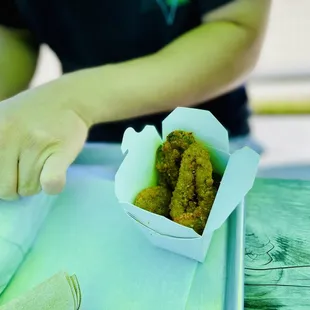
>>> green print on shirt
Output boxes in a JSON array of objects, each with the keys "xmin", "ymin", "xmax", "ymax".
[
  {"xmin": 165, "ymin": 0, "xmax": 190, "ymax": 5},
  {"xmin": 156, "ymin": 0, "xmax": 189, "ymax": 25}
]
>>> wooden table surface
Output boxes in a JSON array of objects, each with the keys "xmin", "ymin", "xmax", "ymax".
[{"xmin": 245, "ymin": 178, "xmax": 310, "ymax": 310}]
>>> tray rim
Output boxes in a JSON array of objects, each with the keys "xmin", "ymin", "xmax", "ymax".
[{"xmin": 224, "ymin": 200, "xmax": 245, "ymax": 310}]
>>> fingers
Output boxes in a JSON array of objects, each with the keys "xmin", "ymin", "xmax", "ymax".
[
  {"xmin": 18, "ymin": 146, "xmax": 79, "ymax": 197},
  {"xmin": 5, "ymin": 113, "xmax": 86, "ymax": 197},
  {"xmin": 40, "ymin": 122, "xmax": 87, "ymax": 195},
  {"xmin": 18, "ymin": 150, "xmax": 43, "ymax": 197},
  {"xmin": 18, "ymin": 148, "xmax": 75, "ymax": 197},
  {"xmin": 0, "ymin": 151, "xmax": 19, "ymax": 201},
  {"xmin": 0, "ymin": 120, "xmax": 19, "ymax": 200},
  {"xmin": 40, "ymin": 137, "xmax": 85, "ymax": 195},
  {"xmin": 40, "ymin": 152, "xmax": 69, "ymax": 195}
]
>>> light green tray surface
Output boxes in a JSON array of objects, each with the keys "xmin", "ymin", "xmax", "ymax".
[{"xmin": 0, "ymin": 166, "xmax": 228, "ymax": 309}]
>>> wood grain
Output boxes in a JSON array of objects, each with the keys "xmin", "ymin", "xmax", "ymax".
[{"xmin": 245, "ymin": 178, "xmax": 310, "ymax": 310}]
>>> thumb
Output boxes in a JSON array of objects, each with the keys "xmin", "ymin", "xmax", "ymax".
[
  {"xmin": 40, "ymin": 118, "xmax": 87, "ymax": 195},
  {"xmin": 40, "ymin": 151, "xmax": 71, "ymax": 195}
]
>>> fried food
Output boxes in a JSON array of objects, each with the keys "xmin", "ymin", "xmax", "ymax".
[
  {"xmin": 169, "ymin": 143, "xmax": 216, "ymax": 234},
  {"xmin": 134, "ymin": 130, "xmax": 219, "ymax": 235},
  {"xmin": 156, "ymin": 130, "xmax": 195, "ymax": 189},
  {"xmin": 134, "ymin": 186, "xmax": 171, "ymax": 217}
]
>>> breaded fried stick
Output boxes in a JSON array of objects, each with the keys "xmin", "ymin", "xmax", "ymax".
[
  {"xmin": 156, "ymin": 130, "xmax": 195, "ymax": 189},
  {"xmin": 170, "ymin": 143, "xmax": 216, "ymax": 234}
]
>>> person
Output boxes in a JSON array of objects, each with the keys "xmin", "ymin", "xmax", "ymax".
[{"xmin": 0, "ymin": 0, "xmax": 270, "ymax": 200}]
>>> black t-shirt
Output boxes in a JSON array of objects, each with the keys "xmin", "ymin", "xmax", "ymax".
[{"xmin": 1, "ymin": 0, "xmax": 250, "ymax": 142}]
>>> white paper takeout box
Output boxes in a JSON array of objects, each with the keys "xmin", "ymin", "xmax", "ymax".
[{"xmin": 115, "ymin": 107, "xmax": 259, "ymax": 262}]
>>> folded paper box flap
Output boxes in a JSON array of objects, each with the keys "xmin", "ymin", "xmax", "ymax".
[
  {"xmin": 115, "ymin": 107, "xmax": 259, "ymax": 259},
  {"xmin": 204, "ymin": 147, "xmax": 260, "ymax": 234},
  {"xmin": 115, "ymin": 126, "xmax": 162, "ymax": 204}
]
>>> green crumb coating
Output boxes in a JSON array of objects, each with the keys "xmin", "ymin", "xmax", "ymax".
[
  {"xmin": 155, "ymin": 130, "xmax": 195, "ymax": 190},
  {"xmin": 134, "ymin": 186, "xmax": 172, "ymax": 217}
]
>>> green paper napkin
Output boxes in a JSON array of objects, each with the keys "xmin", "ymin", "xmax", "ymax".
[{"xmin": 0, "ymin": 272, "xmax": 81, "ymax": 310}]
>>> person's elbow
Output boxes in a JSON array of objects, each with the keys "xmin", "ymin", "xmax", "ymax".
[
  {"xmin": 204, "ymin": 0, "xmax": 271, "ymax": 83},
  {"xmin": 234, "ymin": 26, "xmax": 265, "ymax": 84}
]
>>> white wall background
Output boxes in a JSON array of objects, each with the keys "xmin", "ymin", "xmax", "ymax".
[{"xmin": 254, "ymin": 0, "xmax": 310, "ymax": 78}]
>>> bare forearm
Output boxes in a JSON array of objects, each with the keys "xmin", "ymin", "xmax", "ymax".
[
  {"xmin": 48, "ymin": 0, "xmax": 270, "ymax": 128},
  {"xmin": 0, "ymin": 26, "xmax": 38, "ymax": 100},
  {"xmin": 67, "ymin": 1, "xmax": 270, "ymax": 126},
  {"xmin": 73, "ymin": 22, "xmax": 262, "ymax": 126},
  {"xmin": 105, "ymin": 21, "xmax": 260, "ymax": 111}
]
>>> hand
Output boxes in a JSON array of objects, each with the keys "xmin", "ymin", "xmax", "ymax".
[{"xmin": 0, "ymin": 78, "xmax": 89, "ymax": 200}]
